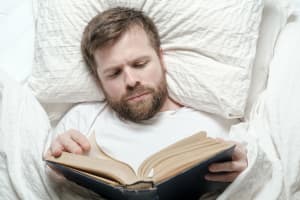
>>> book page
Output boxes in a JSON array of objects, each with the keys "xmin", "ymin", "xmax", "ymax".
[
  {"xmin": 137, "ymin": 132, "xmax": 234, "ymax": 183},
  {"xmin": 45, "ymin": 133, "xmax": 155, "ymax": 186},
  {"xmin": 46, "ymin": 152, "xmax": 140, "ymax": 185}
]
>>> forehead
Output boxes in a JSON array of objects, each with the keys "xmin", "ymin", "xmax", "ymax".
[{"xmin": 94, "ymin": 26, "xmax": 157, "ymax": 71}]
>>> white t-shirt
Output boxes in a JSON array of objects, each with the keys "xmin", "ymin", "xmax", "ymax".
[{"xmin": 49, "ymin": 102, "xmax": 239, "ymax": 172}]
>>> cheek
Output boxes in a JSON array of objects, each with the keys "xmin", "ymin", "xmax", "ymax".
[
  {"xmin": 146, "ymin": 64, "xmax": 164, "ymax": 84},
  {"xmin": 97, "ymin": 71, "xmax": 124, "ymax": 99},
  {"xmin": 102, "ymin": 80, "xmax": 125, "ymax": 99}
]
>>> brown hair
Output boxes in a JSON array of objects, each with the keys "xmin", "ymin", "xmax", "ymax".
[{"xmin": 81, "ymin": 7, "xmax": 161, "ymax": 76}]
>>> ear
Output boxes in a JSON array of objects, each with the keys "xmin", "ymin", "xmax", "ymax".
[{"xmin": 159, "ymin": 48, "xmax": 167, "ymax": 72}]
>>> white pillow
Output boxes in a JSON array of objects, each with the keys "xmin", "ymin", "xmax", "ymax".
[
  {"xmin": 244, "ymin": 0, "xmax": 292, "ymax": 120},
  {"xmin": 29, "ymin": 0, "xmax": 264, "ymax": 118}
]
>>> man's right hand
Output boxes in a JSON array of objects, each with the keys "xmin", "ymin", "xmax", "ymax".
[{"xmin": 46, "ymin": 129, "xmax": 91, "ymax": 158}]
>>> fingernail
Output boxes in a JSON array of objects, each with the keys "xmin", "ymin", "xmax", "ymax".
[{"xmin": 53, "ymin": 150, "xmax": 61, "ymax": 157}]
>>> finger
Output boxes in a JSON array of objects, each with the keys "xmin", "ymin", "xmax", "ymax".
[
  {"xmin": 208, "ymin": 160, "xmax": 247, "ymax": 173},
  {"xmin": 69, "ymin": 131, "xmax": 91, "ymax": 152},
  {"xmin": 220, "ymin": 140, "xmax": 247, "ymax": 162},
  {"xmin": 58, "ymin": 134, "xmax": 84, "ymax": 155},
  {"xmin": 205, "ymin": 172, "xmax": 239, "ymax": 182},
  {"xmin": 50, "ymin": 139, "xmax": 65, "ymax": 157},
  {"xmin": 44, "ymin": 149, "xmax": 52, "ymax": 160},
  {"xmin": 232, "ymin": 144, "xmax": 247, "ymax": 161}
]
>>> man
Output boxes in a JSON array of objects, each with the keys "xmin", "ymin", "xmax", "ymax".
[{"xmin": 46, "ymin": 7, "xmax": 247, "ymax": 184}]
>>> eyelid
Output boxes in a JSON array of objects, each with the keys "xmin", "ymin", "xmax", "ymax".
[
  {"xmin": 107, "ymin": 69, "xmax": 121, "ymax": 78},
  {"xmin": 134, "ymin": 60, "xmax": 148, "ymax": 67}
]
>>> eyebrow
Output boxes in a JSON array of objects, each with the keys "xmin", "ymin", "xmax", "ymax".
[{"xmin": 103, "ymin": 55, "xmax": 151, "ymax": 74}]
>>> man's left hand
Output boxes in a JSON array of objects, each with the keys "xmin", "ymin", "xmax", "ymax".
[{"xmin": 205, "ymin": 140, "xmax": 248, "ymax": 182}]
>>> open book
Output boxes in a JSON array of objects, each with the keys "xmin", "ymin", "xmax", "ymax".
[{"xmin": 46, "ymin": 132, "xmax": 235, "ymax": 200}]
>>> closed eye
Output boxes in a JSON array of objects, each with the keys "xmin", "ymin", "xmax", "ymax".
[
  {"xmin": 108, "ymin": 69, "xmax": 121, "ymax": 78},
  {"xmin": 133, "ymin": 61, "xmax": 148, "ymax": 68}
]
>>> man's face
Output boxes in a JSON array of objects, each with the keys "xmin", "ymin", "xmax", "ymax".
[{"xmin": 94, "ymin": 26, "xmax": 167, "ymax": 122}]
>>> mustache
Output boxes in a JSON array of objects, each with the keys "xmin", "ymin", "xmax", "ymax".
[{"xmin": 123, "ymin": 85, "xmax": 154, "ymax": 100}]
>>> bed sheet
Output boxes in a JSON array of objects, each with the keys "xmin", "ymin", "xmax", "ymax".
[
  {"xmin": 0, "ymin": 0, "xmax": 299, "ymax": 124},
  {"xmin": 1, "ymin": 23, "xmax": 300, "ymax": 198},
  {"xmin": 0, "ymin": 70, "xmax": 100, "ymax": 200},
  {"xmin": 294, "ymin": 0, "xmax": 300, "ymax": 12},
  {"xmin": 0, "ymin": 0, "xmax": 300, "ymax": 199},
  {"xmin": 0, "ymin": 71, "xmax": 276, "ymax": 200},
  {"xmin": 263, "ymin": 21, "xmax": 300, "ymax": 198},
  {"xmin": 0, "ymin": 0, "xmax": 35, "ymax": 83}
]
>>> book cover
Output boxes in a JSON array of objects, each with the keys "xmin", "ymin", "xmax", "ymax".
[{"xmin": 46, "ymin": 146, "xmax": 234, "ymax": 200}]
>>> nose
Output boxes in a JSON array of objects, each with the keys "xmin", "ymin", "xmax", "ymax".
[{"xmin": 124, "ymin": 67, "xmax": 139, "ymax": 89}]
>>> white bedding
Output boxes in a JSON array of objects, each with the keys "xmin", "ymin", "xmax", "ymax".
[
  {"xmin": 1, "ymin": 0, "xmax": 300, "ymax": 84},
  {"xmin": 0, "ymin": 74, "xmax": 284, "ymax": 200},
  {"xmin": 1, "ymin": 31, "xmax": 300, "ymax": 198},
  {"xmin": 1, "ymin": 0, "xmax": 300, "ymax": 199},
  {"xmin": 0, "ymin": 0, "xmax": 35, "ymax": 83},
  {"xmin": 0, "ymin": 72, "xmax": 99, "ymax": 200}
]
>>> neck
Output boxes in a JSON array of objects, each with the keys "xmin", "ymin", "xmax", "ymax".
[{"xmin": 159, "ymin": 96, "xmax": 182, "ymax": 112}]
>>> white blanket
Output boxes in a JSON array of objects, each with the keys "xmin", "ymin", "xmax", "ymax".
[
  {"xmin": 1, "ymin": 55, "xmax": 300, "ymax": 199},
  {"xmin": 0, "ymin": 72, "xmax": 99, "ymax": 200},
  {"xmin": 1, "ymin": 0, "xmax": 300, "ymax": 198},
  {"xmin": 1, "ymin": 68, "xmax": 299, "ymax": 200}
]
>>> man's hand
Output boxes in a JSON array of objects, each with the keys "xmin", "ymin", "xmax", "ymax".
[
  {"xmin": 46, "ymin": 129, "xmax": 91, "ymax": 158},
  {"xmin": 205, "ymin": 140, "xmax": 248, "ymax": 182}
]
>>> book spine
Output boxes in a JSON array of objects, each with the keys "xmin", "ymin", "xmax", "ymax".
[
  {"xmin": 47, "ymin": 162, "xmax": 159, "ymax": 200},
  {"xmin": 122, "ymin": 189, "xmax": 159, "ymax": 200}
]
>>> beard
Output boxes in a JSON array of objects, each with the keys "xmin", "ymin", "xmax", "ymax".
[{"xmin": 104, "ymin": 77, "xmax": 168, "ymax": 123}]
